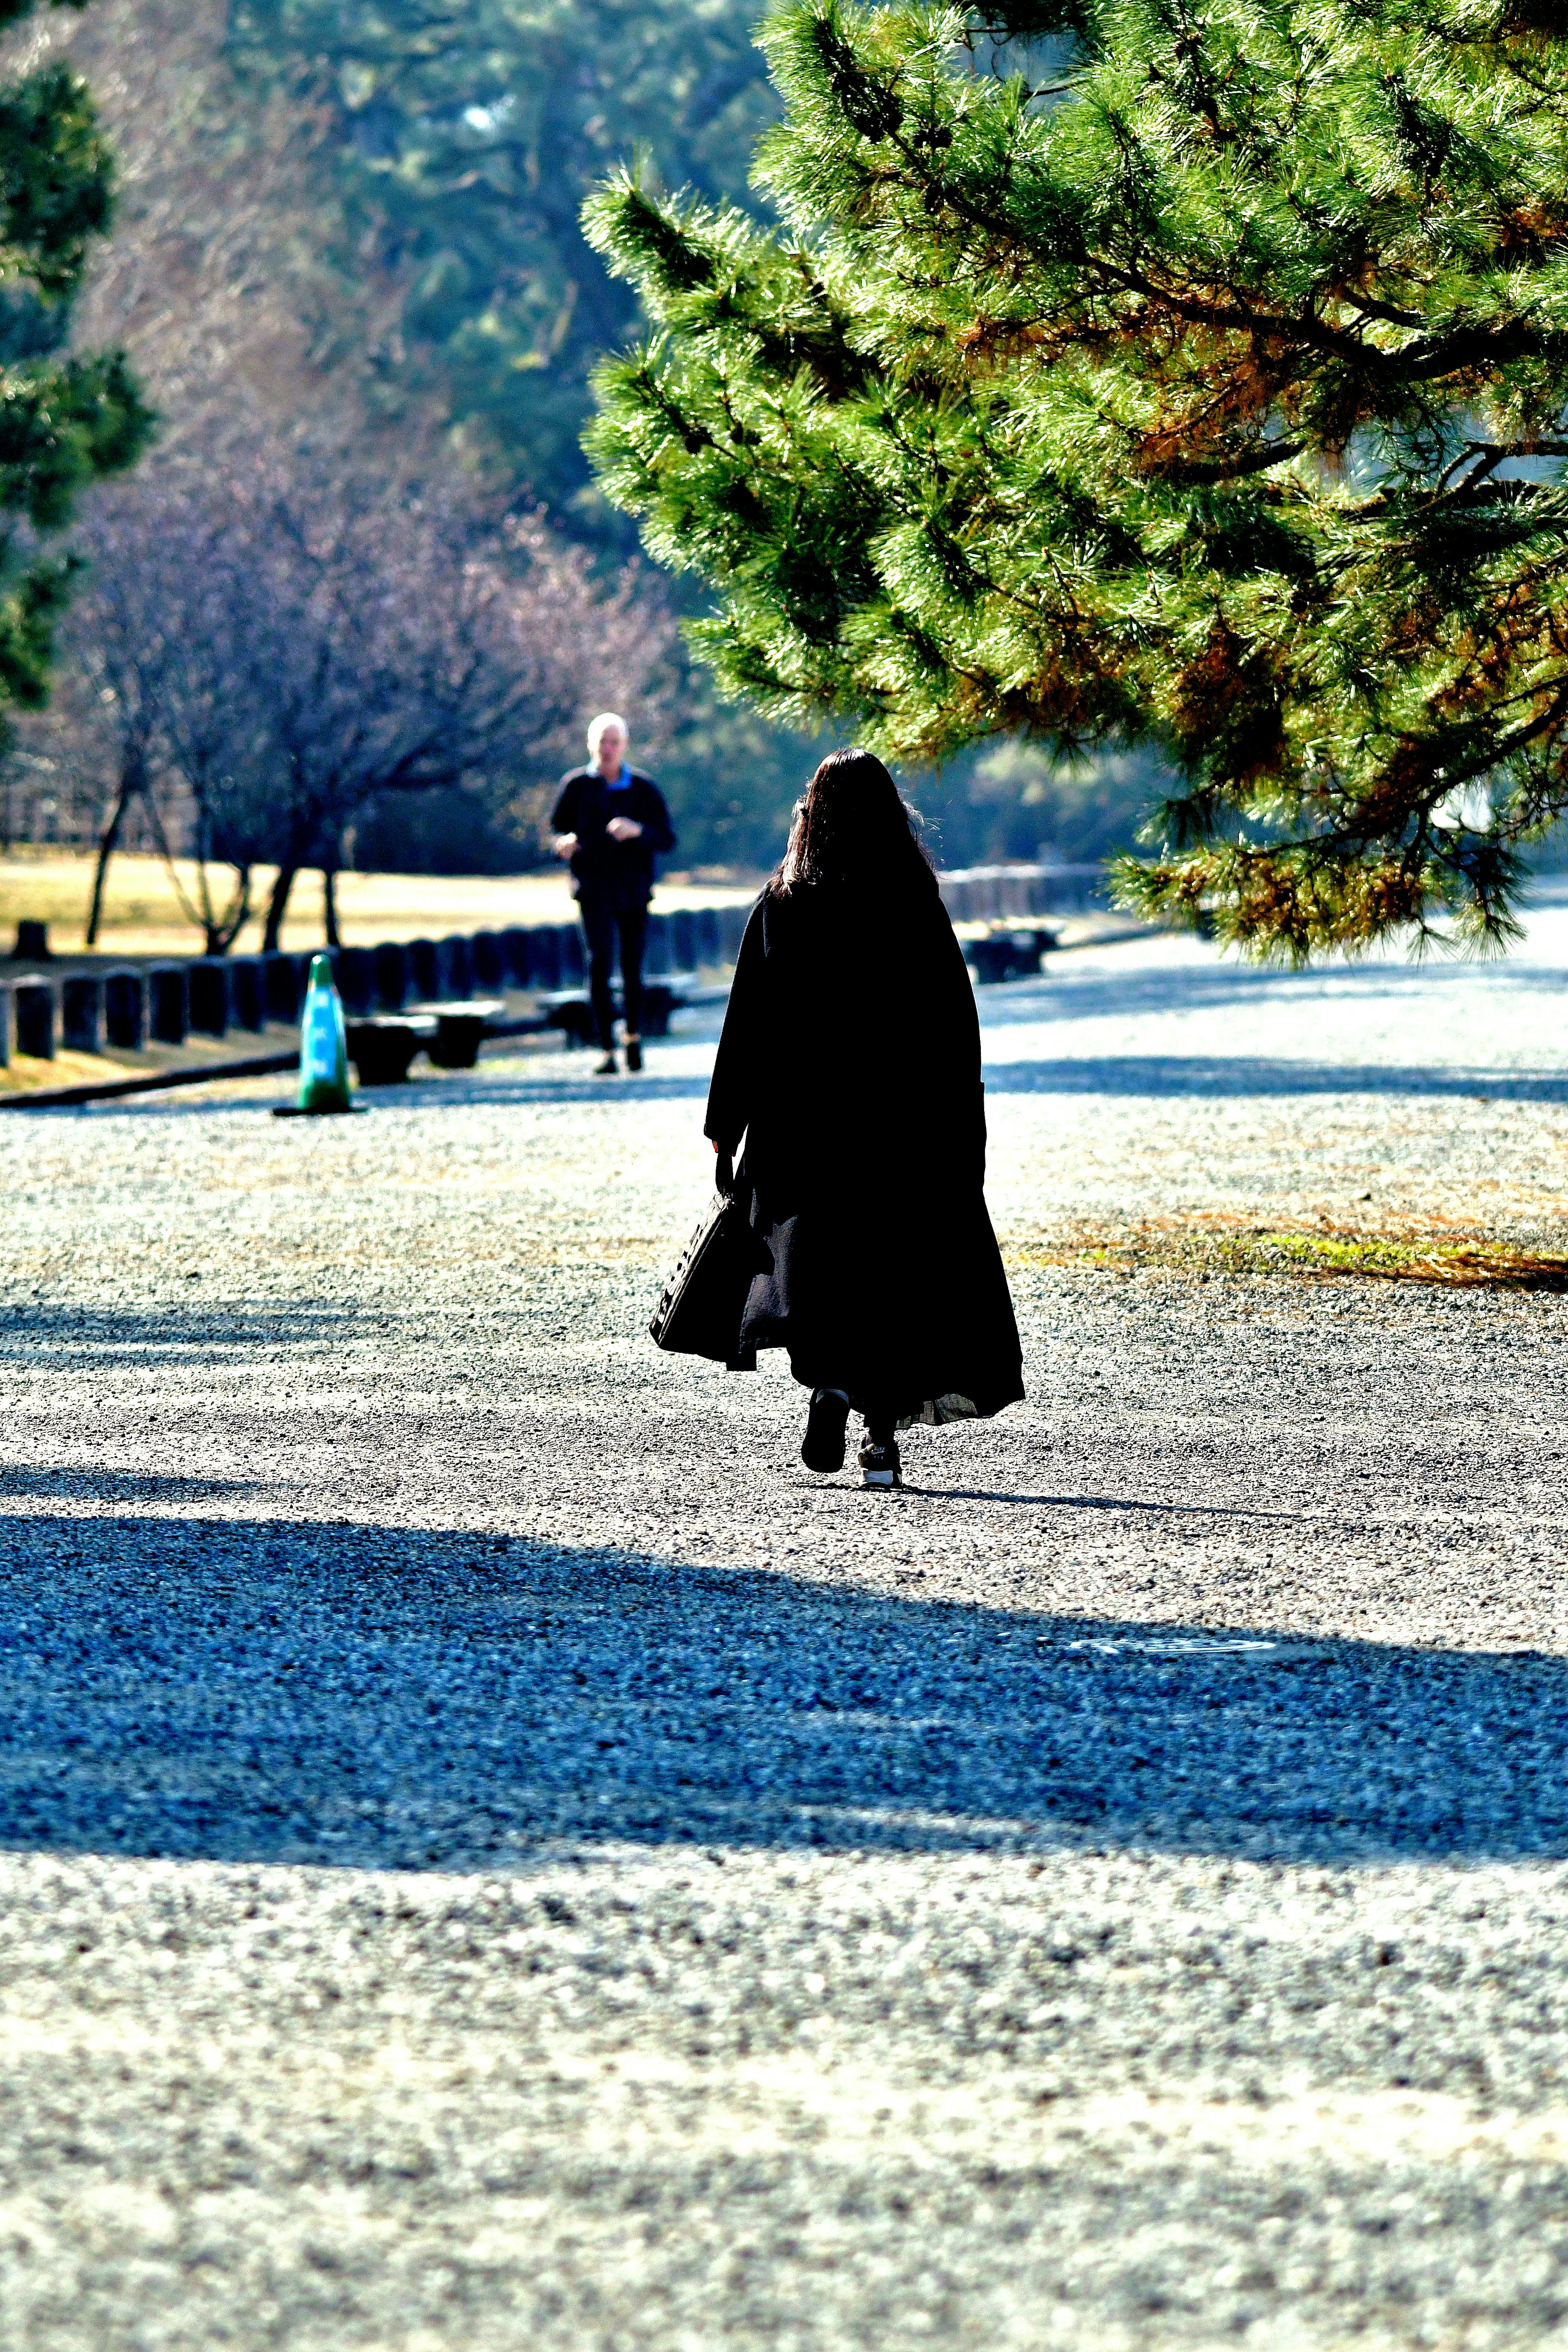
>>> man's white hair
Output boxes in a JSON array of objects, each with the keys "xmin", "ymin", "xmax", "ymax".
[{"xmin": 586, "ymin": 711, "xmax": 628, "ymax": 754}]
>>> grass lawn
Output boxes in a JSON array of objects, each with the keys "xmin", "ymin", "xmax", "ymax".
[{"xmin": 0, "ymin": 851, "xmax": 758, "ymax": 958}]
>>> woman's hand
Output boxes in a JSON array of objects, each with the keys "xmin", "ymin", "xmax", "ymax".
[
  {"xmin": 606, "ymin": 815, "xmax": 644, "ymax": 842},
  {"xmin": 551, "ymin": 832, "xmax": 578, "ymax": 860}
]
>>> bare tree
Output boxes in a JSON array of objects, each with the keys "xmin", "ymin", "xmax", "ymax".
[
  {"xmin": 65, "ymin": 520, "xmax": 169, "ymax": 947},
  {"xmin": 40, "ymin": 457, "xmax": 679, "ymax": 949},
  {"xmin": 227, "ymin": 471, "xmax": 677, "ymax": 948},
  {"xmin": 62, "ymin": 487, "xmax": 270, "ymax": 951},
  {"xmin": 145, "ymin": 507, "xmax": 275, "ymax": 952}
]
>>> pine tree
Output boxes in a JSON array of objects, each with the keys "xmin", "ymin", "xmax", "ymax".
[
  {"xmin": 227, "ymin": 0, "xmax": 782, "ymax": 507},
  {"xmin": 585, "ymin": 0, "xmax": 1568, "ymax": 957},
  {"xmin": 0, "ymin": 0, "xmax": 150, "ymax": 722}
]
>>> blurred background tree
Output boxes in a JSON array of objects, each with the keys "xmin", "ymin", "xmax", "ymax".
[
  {"xmin": 917, "ymin": 743, "xmax": 1167, "ymax": 872},
  {"xmin": 225, "ymin": 0, "xmax": 782, "ymax": 515}
]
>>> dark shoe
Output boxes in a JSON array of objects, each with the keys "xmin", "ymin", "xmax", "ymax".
[
  {"xmin": 595, "ymin": 1052, "xmax": 618, "ymax": 1075},
  {"xmin": 624, "ymin": 1035, "xmax": 643, "ymax": 1072},
  {"xmin": 801, "ymin": 1388, "xmax": 850, "ymax": 1474},
  {"xmin": 859, "ymin": 1439, "xmax": 902, "ymax": 1489}
]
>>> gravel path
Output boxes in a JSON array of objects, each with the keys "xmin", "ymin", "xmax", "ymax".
[{"xmin": 5, "ymin": 895, "xmax": 1568, "ymax": 2348}]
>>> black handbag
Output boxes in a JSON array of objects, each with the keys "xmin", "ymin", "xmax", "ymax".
[{"xmin": 649, "ymin": 1151, "xmax": 760, "ymax": 1368}]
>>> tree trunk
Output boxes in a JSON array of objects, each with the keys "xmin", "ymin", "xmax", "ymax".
[
  {"xmin": 214, "ymin": 869, "xmax": 252, "ymax": 955},
  {"xmin": 262, "ymin": 863, "xmax": 299, "ymax": 952},
  {"xmin": 322, "ymin": 866, "xmax": 341, "ymax": 949},
  {"xmin": 194, "ymin": 812, "xmax": 220, "ymax": 955},
  {"xmin": 85, "ymin": 771, "xmax": 139, "ymax": 946}
]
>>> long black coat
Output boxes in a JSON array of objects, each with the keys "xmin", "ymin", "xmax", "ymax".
[{"xmin": 704, "ymin": 878, "xmax": 1024, "ymax": 1424}]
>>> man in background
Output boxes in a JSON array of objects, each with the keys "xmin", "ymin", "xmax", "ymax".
[{"xmin": 551, "ymin": 713, "xmax": 677, "ymax": 1074}]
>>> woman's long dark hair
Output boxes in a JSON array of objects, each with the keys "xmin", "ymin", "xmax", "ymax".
[{"xmin": 770, "ymin": 749, "xmax": 936, "ymax": 899}]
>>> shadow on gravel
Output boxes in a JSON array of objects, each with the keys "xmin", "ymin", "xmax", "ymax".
[
  {"xmin": 982, "ymin": 1055, "xmax": 1568, "ymax": 1102},
  {"xmin": 0, "ymin": 1303, "xmax": 369, "ymax": 1366},
  {"xmin": 2, "ymin": 1510, "xmax": 1564, "ymax": 1873},
  {"xmin": 0, "ymin": 1467, "xmax": 265, "ymax": 1502},
  {"xmin": 929, "ymin": 1490, "xmax": 1304, "ymax": 1520},
  {"xmin": 101, "ymin": 1069, "xmax": 718, "ymax": 1119}
]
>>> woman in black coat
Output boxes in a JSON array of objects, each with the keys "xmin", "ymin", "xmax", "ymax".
[{"xmin": 704, "ymin": 749, "xmax": 1024, "ymax": 1488}]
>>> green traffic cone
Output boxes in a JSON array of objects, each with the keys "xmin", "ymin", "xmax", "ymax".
[{"xmin": 295, "ymin": 951, "xmax": 353, "ymax": 1113}]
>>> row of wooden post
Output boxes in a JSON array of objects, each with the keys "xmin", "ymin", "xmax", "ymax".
[
  {"xmin": 0, "ymin": 906, "xmax": 754, "ymax": 1064},
  {"xmin": 0, "ymin": 866, "xmax": 1103, "ymax": 1063}
]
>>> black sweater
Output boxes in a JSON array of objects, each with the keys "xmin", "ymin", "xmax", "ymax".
[{"xmin": 550, "ymin": 767, "xmax": 676, "ymax": 908}]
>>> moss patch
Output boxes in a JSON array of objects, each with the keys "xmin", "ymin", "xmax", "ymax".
[{"xmin": 1004, "ymin": 1225, "xmax": 1568, "ymax": 1291}]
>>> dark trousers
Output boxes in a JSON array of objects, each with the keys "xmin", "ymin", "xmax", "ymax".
[{"xmin": 581, "ymin": 900, "xmax": 648, "ymax": 1051}]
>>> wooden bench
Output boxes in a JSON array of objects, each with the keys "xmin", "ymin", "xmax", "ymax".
[
  {"xmin": 961, "ymin": 926, "xmax": 1059, "ymax": 984},
  {"xmin": 401, "ymin": 998, "xmax": 508, "ymax": 1069},
  {"xmin": 345, "ymin": 1014, "xmax": 439, "ymax": 1085}
]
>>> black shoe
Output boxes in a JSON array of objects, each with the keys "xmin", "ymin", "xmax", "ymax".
[
  {"xmin": 858, "ymin": 1439, "xmax": 902, "ymax": 1489},
  {"xmin": 801, "ymin": 1388, "xmax": 850, "ymax": 1474},
  {"xmin": 595, "ymin": 1052, "xmax": 618, "ymax": 1075},
  {"xmin": 625, "ymin": 1036, "xmax": 643, "ymax": 1072}
]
